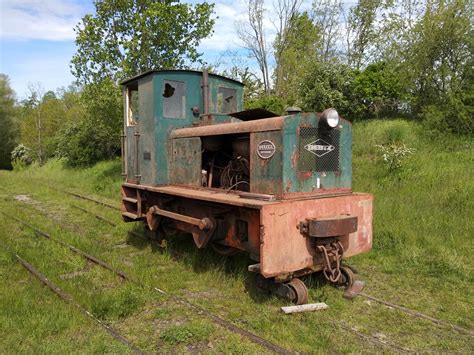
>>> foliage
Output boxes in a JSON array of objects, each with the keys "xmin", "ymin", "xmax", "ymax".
[
  {"xmin": 245, "ymin": 94, "xmax": 286, "ymax": 115},
  {"xmin": 236, "ymin": 0, "xmax": 271, "ymax": 94},
  {"xmin": 72, "ymin": 0, "xmax": 215, "ymax": 84},
  {"xmin": 10, "ymin": 144, "xmax": 32, "ymax": 171},
  {"xmin": 375, "ymin": 142, "xmax": 416, "ymax": 172},
  {"xmin": 421, "ymin": 89, "xmax": 474, "ymax": 135},
  {"xmin": 273, "ymin": 12, "xmax": 319, "ymax": 105},
  {"xmin": 299, "ymin": 61, "xmax": 354, "ymax": 115},
  {"xmin": 19, "ymin": 86, "xmax": 84, "ymax": 164},
  {"xmin": 406, "ymin": 0, "xmax": 473, "ymax": 111},
  {"xmin": 0, "ymin": 74, "xmax": 18, "ymax": 170},
  {"xmin": 56, "ymin": 118, "xmax": 119, "ymax": 167},
  {"xmin": 349, "ymin": 62, "xmax": 407, "ymax": 119}
]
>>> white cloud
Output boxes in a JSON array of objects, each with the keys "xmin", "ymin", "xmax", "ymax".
[{"xmin": 0, "ymin": 0, "xmax": 85, "ymax": 41}]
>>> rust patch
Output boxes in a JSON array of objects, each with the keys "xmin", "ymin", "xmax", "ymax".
[
  {"xmin": 299, "ymin": 171, "xmax": 312, "ymax": 180},
  {"xmin": 291, "ymin": 149, "xmax": 298, "ymax": 169}
]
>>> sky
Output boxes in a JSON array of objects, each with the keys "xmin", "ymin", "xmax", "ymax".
[{"xmin": 0, "ymin": 0, "xmax": 259, "ymax": 100}]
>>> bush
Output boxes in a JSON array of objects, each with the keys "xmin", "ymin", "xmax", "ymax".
[
  {"xmin": 56, "ymin": 118, "xmax": 120, "ymax": 167},
  {"xmin": 10, "ymin": 144, "xmax": 32, "ymax": 170},
  {"xmin": 349, "ymin": 62, "xmax": 407, "ymax": 120},
  {"xmin": 375, "ymin": 142, "xmax": 416, "ymax": 172},
  {"xmin": 244, "ymin": 94, "xmax": 286, "ymax": 115},
  {"xmin": 422, "ymin": 93, "xmax": 474, "ymax": 135},
  {"xmin": 299, "ymin": 61, "xmax": 354, "ymax": 116}
]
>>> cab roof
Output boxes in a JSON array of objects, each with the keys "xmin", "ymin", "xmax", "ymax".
[{"xmin": 119, "ymin": 69, "xmax": 244, "ymax": 86}]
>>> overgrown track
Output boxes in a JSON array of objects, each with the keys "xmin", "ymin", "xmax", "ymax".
[
  {"xmin": 54, "ymin": 186, "xmax": 474, "ymax": 339},
  {"xmin": 1, "ymin": 244, "xmax": 144, "ymax": 354},
  {"xmin": 0, "ymin": 210, "xmax": 294, "ymax": 354}
]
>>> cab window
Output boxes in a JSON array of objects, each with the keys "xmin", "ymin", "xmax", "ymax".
[
  {"xmin": 126, "ymin": 84, "xmax": 139, "ymax": 126},
  {"xmin": 163, "ymin": 80, "xmax": 186, "ymax": 118},
  {"xmin": 217, "ymin": 87, "xmax": 237, "ymax": 113}
]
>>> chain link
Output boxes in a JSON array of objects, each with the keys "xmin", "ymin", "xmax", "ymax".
[{"xmin": 317, "ymin": 241, "xmax": 344, "ymax": 283}]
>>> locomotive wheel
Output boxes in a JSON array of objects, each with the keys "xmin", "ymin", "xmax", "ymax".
[
  {"xmin": 287, "ymin": 278, "xmax": 309, "ymax": 305},
  {"xmin": 338, "ymin": 266, "xmax": 355, "ymax": 289},
  {"xmin": 210, "ymin": 242, "xmax": 238, "ymax": 256}
]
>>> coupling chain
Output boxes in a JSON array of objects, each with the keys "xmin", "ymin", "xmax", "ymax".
[{"xmin": 317, "ymin": 241, "xmax": 344, "ymax": 283}]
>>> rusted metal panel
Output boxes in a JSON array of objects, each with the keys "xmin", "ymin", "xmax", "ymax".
[
  {"xmin": 259, "ymin": 193, "xmax": 373, "ymax": 278},
  {"xmin": 122, "ymin": 183, "xmax": 272, "ymax": 209},
  {"xmin": 300, "ymin": 215, "xmax": 358, "ymax": 238},
  {"xmin": 281, "ymin": 112, "xmax": 352, "ymax": 194},
  {"xmin": 250, "ymin": 131, "xmax": 283, "ymax": 196},
  {"xmin": 171, "ymin": 137, "xmax": 201, "ymax": 186}
]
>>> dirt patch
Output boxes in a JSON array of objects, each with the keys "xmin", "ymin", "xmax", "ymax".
[{"xmin": 14, "ymin": 195, "xmax": 31, "ymax": 202}]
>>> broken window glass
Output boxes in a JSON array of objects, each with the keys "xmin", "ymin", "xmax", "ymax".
[{"xmin": 163, "ymin": 80, "xmax": 186, "ymax": 118}]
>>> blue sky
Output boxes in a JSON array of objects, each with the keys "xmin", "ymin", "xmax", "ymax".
[{"xmin": 0, "ymin": 0, "xmax": 259, "ymax": 100}]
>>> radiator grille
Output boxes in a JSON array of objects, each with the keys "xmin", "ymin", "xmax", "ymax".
[{"xmin": 299, "ymin": 127, "xmax": 340, "ymax": 172}]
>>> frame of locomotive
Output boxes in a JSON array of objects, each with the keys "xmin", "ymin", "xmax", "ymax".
[{"xmin": 120, "ymin": 70, "xmax": 373, "ymax": 304}]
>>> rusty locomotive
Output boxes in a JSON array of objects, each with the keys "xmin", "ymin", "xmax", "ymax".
[{"xmin": 120, "ymin": 69, "xmax": 373, "ymax": 304}]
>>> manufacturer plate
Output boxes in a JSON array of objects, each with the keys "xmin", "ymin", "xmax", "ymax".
[
  {"xmin": 257, "ymin": 140, "xmax": 276, "ymax": 159},
  {"xmin": 304, "ymin": 139, "xmax": 335, "ymax": 157}
]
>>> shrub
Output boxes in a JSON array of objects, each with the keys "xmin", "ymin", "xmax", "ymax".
[
  {"xmin": 375, "ymin": 142, "xmax": 416, "ymax": 172},
  {"xmin": 10, "ymin": 144, "xmax": 32, "ymax": 170},
  {"xmin": 56, "ymin": 118, "xmax": 120, "ymax": 167},
  {"xmin": 422, "ymin": 93, "xmax": 473, "ymax": 135}
]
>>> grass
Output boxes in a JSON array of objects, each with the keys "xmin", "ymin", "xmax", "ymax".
[{"xmin": 0, "ymin": 118, "xmax": 473, "ymax": 353}]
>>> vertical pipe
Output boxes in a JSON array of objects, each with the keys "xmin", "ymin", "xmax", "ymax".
[
  {"xmin": 134, "ymin": 130, "xmax": 141, "ymax": 184},
  {"xmin": 202, "ymin": 69, "xmax": 209, "ymax": 115},
  {"xmin": 120, "ymin": 130, "xmax": 127, "ymax": 180}
]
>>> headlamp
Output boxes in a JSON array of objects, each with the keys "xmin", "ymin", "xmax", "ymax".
[{"xmin": 321, "ymin": 108, "xmax": 340, "ymax": 128}]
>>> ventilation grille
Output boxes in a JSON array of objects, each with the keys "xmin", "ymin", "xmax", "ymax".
[{"xmin": 299, "ymin": 127, "xmax": 340, "ymax": 172}]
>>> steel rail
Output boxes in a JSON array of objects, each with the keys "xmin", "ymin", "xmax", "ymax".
[
  {"xmin": 42, "ymin": 184, "xmax": 118, "ymax": 210},
  {"xmin": 330, "ymin": 319, "xmax": 413, "ymax": 353},
  {"xmin": 65, "ymin": 197, "xmax": 474, "ymax": 338},
  {"xmin": 359, "ymin": 292, "xmax": 474, "ymax": 337},
  {"xmin": 0, "ymin": 210, "xmax": 293, "ymax": 354},
  {"xmin": 0, "ymin": 240, "xmax": 143, "ymax": 354},
  {"xmin": 71, "ymin": 204, "xmax": 117, "ymax": 227},
  {"xmin": 20, "ymin": 185, "xmax": 474, "ymax": 340}
]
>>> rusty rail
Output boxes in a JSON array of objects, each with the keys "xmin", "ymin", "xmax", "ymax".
[
  {"xmin": 42, "ymin": 184, "xmax": 118, "ymax": 210},
  {"xmin": 360, "ymin": 292, "xmax": 474, "ymax": 336},
  {"xmin": 7, "ymin": 250, "xmax": 143, "ymax": 354},
  {"xmin": 0, "ymin": 209, "xmax": 293, "ymax": 354},
  {"xmin": 71, "ymin": 204, "xmax": 117, "ymax": 227}
]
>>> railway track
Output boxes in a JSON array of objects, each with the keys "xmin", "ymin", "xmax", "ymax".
[
  {"xmin": 0, "ymin": 203, "xmax": 414, "ymax": 353},
  {"xmin": 1, "ymin": 244, "xmax": 144, "ymax": 354},
  {"xmin": 0, "ymin": 210, "xmax": 294, "ymax": 354},
  {"xmin": 5, "ymin": 184, "xmax": 473, "ymax": 351},
  {"xmin": 50, "ymin": 185, "xmax": 474, "ymax": 338}
]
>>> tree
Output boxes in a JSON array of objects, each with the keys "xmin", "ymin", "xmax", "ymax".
[
  {"xmin": 273, "ymin": 0, "xmax": 302, "ymax": 93},
  {"xmin": 0, "ymin": 74, "xmax": 18, "ymax": 170},
  {"xmin": 237, "ymin": 0, "xmax": 271, "ymax": 95},
  {"xmin": 346, "ymin": 0, "xmax": 384, "ymax": 70},
  {"xmin": 273, "ymin": 12, "xmax": 319, "ymax": 104},
  {"xmin": 312, "ymin": 0, "xmax": 343, "ymax": 61},
  {"xmin": 71, "ymin": 0, "xmax": 215, "ymax": 84}
]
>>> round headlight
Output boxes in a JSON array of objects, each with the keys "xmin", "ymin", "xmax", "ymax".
[{"xmin": 321, "ymin": 108, "xmax": 340, "ymax": 128}]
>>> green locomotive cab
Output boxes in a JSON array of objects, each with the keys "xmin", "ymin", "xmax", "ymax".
[{"xmin": 120, "ymin": 70, "xmax": 372, "ymax": 304}]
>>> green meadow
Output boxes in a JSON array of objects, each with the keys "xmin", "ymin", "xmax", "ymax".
[{"xmin": 0, "ymin": 119, "xmax": 472, "ymax": 353}]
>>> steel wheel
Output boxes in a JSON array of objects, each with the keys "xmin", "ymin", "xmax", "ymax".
[
  {"xmin": 288, "ymin": 278, "xmax": 309, "ymax": 305},
  {"xmin": 338, "ymin": 266, "xmax": 355, "ymax": 288},
  {"xmin": 210, "ymin": 242, "xmax": 238, "ymax": 256}
]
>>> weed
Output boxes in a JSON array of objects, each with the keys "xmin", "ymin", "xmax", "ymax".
[{"xmin": 159, "ymin": 321, "xmax": 214, "ymax": 345}]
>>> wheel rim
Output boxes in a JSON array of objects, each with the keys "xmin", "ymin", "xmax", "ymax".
[
  {"xmin": 339, "ymin": 266, "xmax": 355, "ymax": 288},
  {"xmin": 210, "ymin": 242, "xmax": 238, "ymax": 256},
  {"xmin": 288, "ymin": 278, "xmax": 308, "ymax": 305}
]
